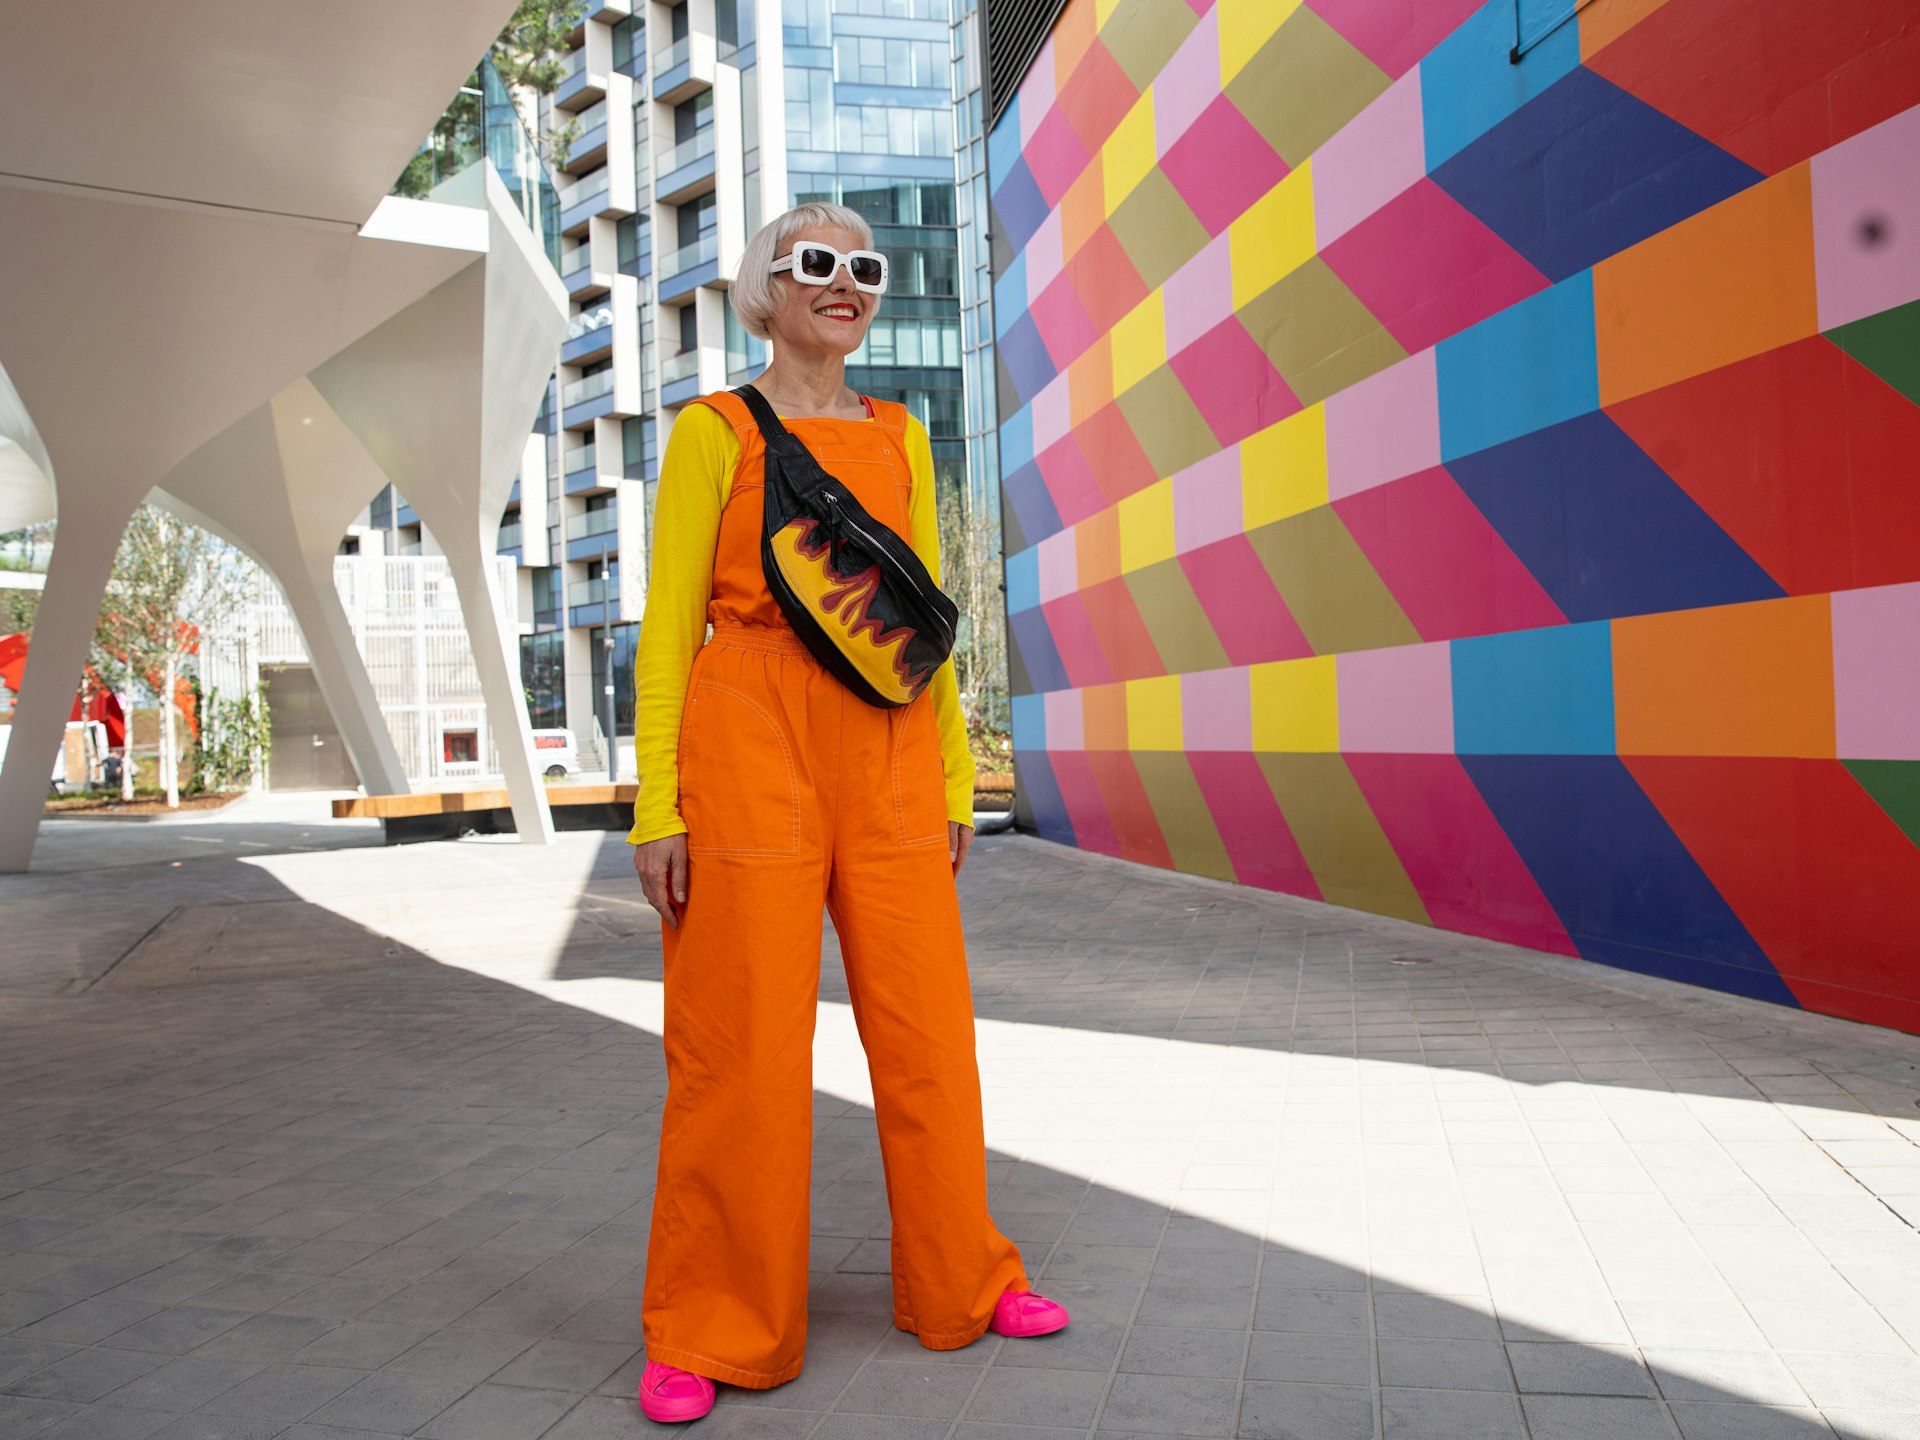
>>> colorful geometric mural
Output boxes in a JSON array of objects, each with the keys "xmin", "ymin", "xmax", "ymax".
[{"xmin": 989, "ymin": 0, "xmax": 1920, "ymax": 1032}]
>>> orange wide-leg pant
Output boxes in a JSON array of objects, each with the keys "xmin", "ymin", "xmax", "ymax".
[{"xmin": 641, "ymin": 624, "xmax": 1028, "ymax": 1389}]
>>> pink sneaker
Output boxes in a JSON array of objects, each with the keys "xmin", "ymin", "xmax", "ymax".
[
  {"xmin": 989, "ymin": 1287, "xmax": 1071, "ymax": 1338},
  {"xmin": 638, "ymin": 1359, "xmax": 716, "ymax": 1423}
]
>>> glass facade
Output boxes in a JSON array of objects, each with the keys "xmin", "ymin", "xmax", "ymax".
[
  {"xmin": 589, "ymin": 623, "xmax": 640, "ymax": 737},
  {"xmin": 519, "ymin": 630, "xmax": 567, "ymax": 728}
]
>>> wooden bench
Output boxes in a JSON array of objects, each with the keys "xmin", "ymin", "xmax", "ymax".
[
  {"xmin": 333, "ymin": 785, "xmax": 640, "ymax": 844},
  {"xmin": 338, "ymin": 775, "xmax": 1018, "ymax": 844}
]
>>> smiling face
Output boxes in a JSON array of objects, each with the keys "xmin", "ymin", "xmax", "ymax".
[{"xmin": 764, "ymin": 225, "xmax": 880, "ymax": 361}]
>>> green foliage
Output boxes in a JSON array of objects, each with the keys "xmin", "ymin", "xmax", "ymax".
[
  {"xmin": 196, "ymin": 684, "xmax": 272, "ymax": 793},
  {"xmin": 492, "ymin": 0, "xmax": 590, "ymax": 93},
  {"xmin": 392, "ymin": 0, "xmax": 587, "ymax": 196}
]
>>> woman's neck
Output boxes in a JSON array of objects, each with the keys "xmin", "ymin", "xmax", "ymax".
[{"xmin": 751, "ymin": 352, "xmax": 864, "ymax": 418}]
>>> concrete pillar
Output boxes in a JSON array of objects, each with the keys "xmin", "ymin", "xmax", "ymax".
[
  {"xmin": 439, "ymin": 534, "xmax": 555, "ymax": 844},
  {"xmin": 0, "ymin": 490, "xmax": 135, "ymax": 872},
  {"xmin": 274, "ymin": 557, "xmax": 411, "ymax": 796}
]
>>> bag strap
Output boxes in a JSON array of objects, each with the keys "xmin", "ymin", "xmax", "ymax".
[{"xmin": 732, "ymin": 384, "xmax": 792, "ymax": 445}]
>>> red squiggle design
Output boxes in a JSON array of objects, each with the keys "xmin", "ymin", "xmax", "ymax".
[{"xmin": 786, "ymin": 519, "xmax": 932, "ymax": 693}]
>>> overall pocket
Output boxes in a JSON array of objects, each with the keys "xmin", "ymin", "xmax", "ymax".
[
  {"xmin": 889, "ymin": 696, "xmax": 951, "ymax": 848},
  {"xmin": 679, "ymin": 681, "xmax": 802, "ymax": 856}
]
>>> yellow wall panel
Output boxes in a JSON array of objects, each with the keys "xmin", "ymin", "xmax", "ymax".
[
  {"xmin": 1109, "ymin": 289, "xmax": 1166, "ymax": 396},
  {"xmin": 1229, "ymin": 160, "xmax": 1315, "ymax": 309},
  {"xmin": 1101, "ymin": 90, "xmax": 1159, "ymax": 215},
  {"xmin": 1219, "ymin": 0, "xmax": 1303, "ymax": 84},
  {"xmin": 1251, "ymin": 654, "xmax": 1338, "ymax": 752},
  {"xmin": 1118, "ymin": 478, "xmax": 1177, "ymax": 572},
  {"xmin": 1240, "ymin": 404, "xmax": 1327, "ymax": 529},
  {"xmin": 1127, "ymin": 674, "xmax": 1184, "ymax": 750}
]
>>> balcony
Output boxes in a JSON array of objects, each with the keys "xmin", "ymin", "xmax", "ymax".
[
  {"xmin": 657, "ymin": 233, "xmax": 718, "ymax": 301},
  {"xmin": 655, "ymin": 127, "xmax": 716, "ymax": 204},
  {"xmin": 561, "ymin": 302, "xmax": 615, "ymax": 365},
  {"xmin": 567, "ymin": 575, "xmax": 621, "ymax": 627},
  {"xmin": 654, "ymin": 35, "xmax": 712, "ymax": 104},
  {"xmin": 560, "ymin": 238, "xmax": 609, "ymax": 299},
  {"xmin": 560, "ymin": 98, "xmax": 609, "ymax": 172},
  {"xmin": 565, "ymin": 506, "xmax": 619, "ymax": 562},
  {"xmin": 661, "ymin": 346, "xmax": 705, "ymax": 408},
  {"xmin": 496, "ymin": 520, "xmax": 523, "ymax": 560},
  {"xmin": 561, "ymin": 367, "xmax": 616, "ymax": 428},
  {"xmin": 577, "ymin": 0, "xmax": 630, "ymax": 37},
  {"xmin": 559, "ymin": 166, "xmax": 620, "ymax": 235},
  {"xmin": 555, "ymin": 45, "xmax": 605, "ymax": 110},
  {"xmin": 565, "ymin": 443, "xmax": 614, "ymax": 496}
]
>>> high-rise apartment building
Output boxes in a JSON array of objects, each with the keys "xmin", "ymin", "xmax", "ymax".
[{"xmin": 459, "ymin": 0, "xmax": 967, "ymax": 763}]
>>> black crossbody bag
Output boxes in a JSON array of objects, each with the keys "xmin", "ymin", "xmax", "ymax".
[{"xmin": 735, "ymin": 385, "xmax": 958, "ymax": 708}]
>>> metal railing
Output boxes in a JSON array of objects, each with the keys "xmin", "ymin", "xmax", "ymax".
[
  {"xmin": 661, "ymin": 348, "xmax": 701, "ymax": 384},
  {"xmin": 562, "ymin": 165, "xmax": 611, "ymax": 209},
  {"xmin": 573, "ymin": 98, "xmax": 609, "ymax": 135},
  {"xmin": 568, "ymin": 576, "xmax": 616, "ymax": 605},
  {"xmin": 497, "ymin": 521, "xmax": 523, "ymax": 550},
  {"xmin": 565, "ymin": 508, "xmax": 619, "ymax": 540},
  {"xmin": 658, "ymin": 233, "xmax": 717, "ymax": 277},
  {"xmin": 659, "ymin": 127, "xmax": 716, "ymax": 174},
  {"xmin": 565, "ymin": 442, "xmax": 599, "ymax": 474},
  {"xmin": 391, "ymin": 56, "xmax": 563, "ymax": 270},
  {"xmin": 561, "ymin": 369, "xmax": 615, "ymax": 407},
  {"xmin": 566, "ymin": 304, "xmax": 614, "ymax": 340},
  {"xmin": 655, "ymin": 36, "xmax": 691, "ymax": 75}
]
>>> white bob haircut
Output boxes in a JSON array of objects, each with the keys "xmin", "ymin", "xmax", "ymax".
[{"xmin": 732, "ymin": 202, "xmax": 877, "ymax": 340}]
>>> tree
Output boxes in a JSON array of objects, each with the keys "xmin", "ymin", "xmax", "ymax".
[
  {"xmin": 96, "ymin": 508, "xmax": 260, "ymax": 806},
  {"xmin": 391, "ymin": 0, "xmax": 587, "ymax": 198},
  {"xmin": 937, "ymin": 483, "xmax": 1009, "ymax": 745}
]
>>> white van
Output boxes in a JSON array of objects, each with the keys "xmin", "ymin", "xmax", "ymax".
[{"xmin": 530, "ymin": 727, "xmax": 580, "ymax": 779}]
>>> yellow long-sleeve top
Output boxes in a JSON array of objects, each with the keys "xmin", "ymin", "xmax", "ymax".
[{"xmin": 626, "ymin": 401, "xmax": 975, "ymax": 846}]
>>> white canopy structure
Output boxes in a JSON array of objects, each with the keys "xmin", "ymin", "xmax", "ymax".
[{"xmin": 0, "ymin": 0, "xmax": 568, "ymax": 869}]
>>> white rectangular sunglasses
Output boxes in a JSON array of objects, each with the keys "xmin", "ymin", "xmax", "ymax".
[{"xmin": 770, "ymin": 241, "xmax": 889, "ymax": 294}]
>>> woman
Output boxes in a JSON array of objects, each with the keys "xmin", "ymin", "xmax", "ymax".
[{"xmin": 626, "ymin": 203, "xmax": 1070, "ymax": 1424}]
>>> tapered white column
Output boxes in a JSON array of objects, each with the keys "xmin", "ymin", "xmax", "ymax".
[
  {"xmin": 0, "ymin": 490, "xmax": 135, "ymax": 871},
  {"xmin": 275, "ymin": 558, "xmax": 411, "ymax": 797}
]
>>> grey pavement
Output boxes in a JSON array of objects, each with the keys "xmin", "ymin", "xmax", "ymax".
[{"xmin": 1, "ymin": 797, "xmax": 1918, "ymax": 1438}]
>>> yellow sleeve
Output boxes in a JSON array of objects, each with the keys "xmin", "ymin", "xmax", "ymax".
[
  {"xmin": 903, "ymin": 416, "xmax": 977, "ymax": 828},
  {"xmin": 627, "ymin": 403, "xmax": 740, "ymax": 845}
]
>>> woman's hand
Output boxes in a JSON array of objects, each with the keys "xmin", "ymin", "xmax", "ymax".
[
  {"xmin": 634, "ymin": 834, "xmax": 690, "ymax": 928},
  {"xmin": 950, "ymin": 821, "xmax": 973, "ymax": 878}
]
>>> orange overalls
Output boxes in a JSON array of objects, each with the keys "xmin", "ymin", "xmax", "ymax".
[{"xmin": 640, "ymin": 391, "xmax": 1029, "ymax": 1389}]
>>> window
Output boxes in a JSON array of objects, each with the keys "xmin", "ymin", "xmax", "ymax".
[
  {"xmin": 442, "ymin": 730, "xmax": 479, "ymax": 765},
  {"xmin": 520, "ymin": 630, "xmax": 566, "ymax": 725},
  {"xmin": 611, "ymin": 14, "xmax": 644, "ymax": 71},
  {"xmin": 590, "ymin": 623, "xmax": 641, "ymax": 737}
]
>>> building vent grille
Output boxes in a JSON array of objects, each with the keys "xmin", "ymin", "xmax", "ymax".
[{"xmin": 984, "ymin": 0, "xmax": 1068, "ymax": 130}]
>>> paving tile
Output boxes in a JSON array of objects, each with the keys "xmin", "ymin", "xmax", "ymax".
[
  {"xmin": 834, "ymin": 1359, "xmax": 984, "ymax": 1419},
  {"xmin": 1116, "ymin": 1325, "xmax": 1244, "ymax": 1378},
  {"xmin": 1783, "ymin": 1352, "xmax": 1920, "ymax": 1412},
  {"xmin": 304, "ymin": 1369, "xmax": 470, "ymax": 1433},
  {"xmin": 4, "ymin": 1344, "xmax": 170, "ymax": 1402},
  {"xmin": 1097, "ymin": 1371, "xmax": 1238, "ymax": 1435},
  {"xmin": 1252, "ymin": 1289, "xmax": 1369, "ymax": 1335},
  {"xmin": 41, "ymin": 1405, "xmax": 178, "ymax": 1439},
  {"xmin": 1524, "ymin": 1393, "xmax": 1685, "ymax": 1439},
  {"xmin": 1669, "ymin": 1402, "xmax": 1836, "ymax": 1439},
  {"xmin": 1245, "ymin": 1331, "xmax": 1372, "ymax": 1387},
  {"xmin": 195, "ymin": 1363, "xmax": 369, "ymax": 1425},
  {"xmin": 487, "ymin": 1337, "xmax": 637, "ymax": 1390},
  {"xmin": 98, "ymin": 1355, "xmax": 266, "ymax": 1412},
  {"xmin": 1239, "ymin": 1381, "xmax": 1376, "ymax": 1440},
  {"xmin": 1645, "ymin": 1346, "xmax": 1809, "ymax": 1405},
  {"xmin": 415, "ymin": 1382, "xmax": 579, "ymax": 1439},
  {"xmin": 1382, "ymin": 1385, "xmax": 1528, "ymax": 1439},
  {"xmin": 18, "ymin": 1297, "xmax": 166, "ymax": 1346},
  {"xmin": 1508, "ymin": 1341, "xmax": 1656, "ymax": 1396},
  {"xmin": 99, "ymin": 1305, "xmax": 253, "ymax": 1355},
  {"xmin": 961, "ymin": 1363, "xmax": 1107, "ymax": 1428},
  {"xmin": 1378, "ymin": 1337, "xmax": 1513, "ymax": 1391}
]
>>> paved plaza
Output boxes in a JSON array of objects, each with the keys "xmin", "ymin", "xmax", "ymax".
[{"xmin": 1, "ymin": 795, "xmax": 1918, "ymax": 1438}]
